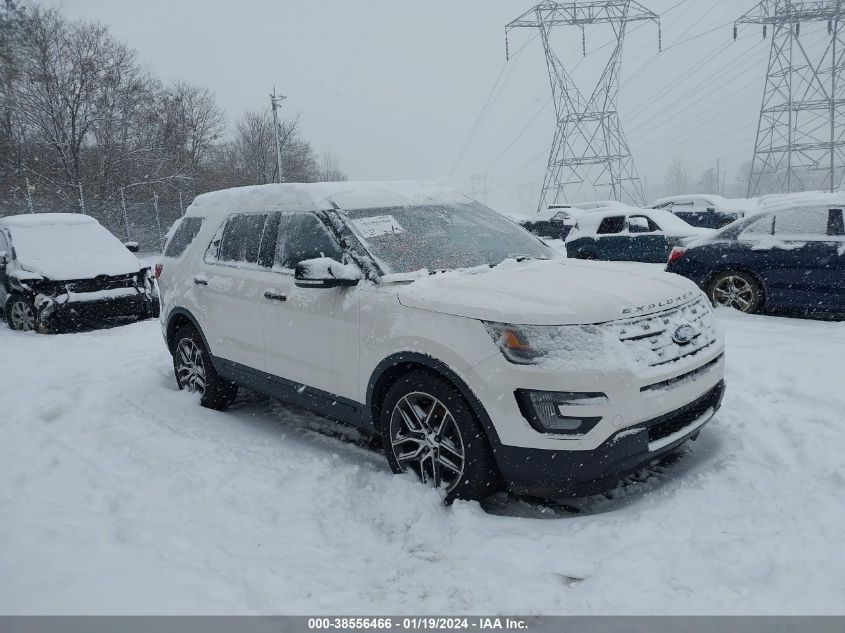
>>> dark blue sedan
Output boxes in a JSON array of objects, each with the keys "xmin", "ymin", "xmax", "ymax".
[{"xmin": 666, "ymin": 205, "xmax": 845, "ymax": 314}]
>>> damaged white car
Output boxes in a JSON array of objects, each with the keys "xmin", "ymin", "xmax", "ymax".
[{"xmin": 0, "ymin": 213, "xmax": 159, "ymax": 332}]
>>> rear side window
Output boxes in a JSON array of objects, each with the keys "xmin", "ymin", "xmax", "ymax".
[
  {"xmin": 773, "ymin": 208, "xmax": 828, "ymax": 237},
  {"xmin": 164, "ymin": 217, "xmax": 203, "ymax": 258},
  {"xmin": 597, "ymin": 216, "xmax": 625, "ymax": 235},
  {"xmin": 627, "ymin": 216, "xmax": 657, "ymax": 233},
  {"xmin": 829, "ymin": 209, "xmax": 844, "ymax": 236},
  {"xmin": 274, "ymin": 213, "xmax": 343, "ymax": 270},
  {"xmin": 741, "ymin": 215, "xmax": 774, "ymax": 237}
]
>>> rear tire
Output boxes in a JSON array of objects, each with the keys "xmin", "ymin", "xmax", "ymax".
[
  {"xmin": 707, "ymin": 270, "xmax": 763, "ymax": 314},
  {"xmin": 380, "ymin": 370, "xmax": 502, "ymax": 503},
  {"xmin": 6, "ymin": 293, "xmax": 36, "ymax": 332},
  {"xmin": 172, "ymin": 324, "xmax": 238, "ymax": 410}
]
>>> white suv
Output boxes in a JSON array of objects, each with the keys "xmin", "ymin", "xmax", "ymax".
[{"xmin": 158, "ymin": 182, "xmax": 726, "ymax": 502}]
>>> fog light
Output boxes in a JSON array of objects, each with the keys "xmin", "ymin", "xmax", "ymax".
[{"xmin": 515, "ymin": 390, "xmax": 606, "ymax": 436}]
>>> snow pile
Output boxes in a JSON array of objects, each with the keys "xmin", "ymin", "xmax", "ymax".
[{"xmin": 0, "ymin": 311, "xmax": 843, "ymax": 614}]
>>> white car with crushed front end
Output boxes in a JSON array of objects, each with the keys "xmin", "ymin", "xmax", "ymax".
[
  {"xmin": 0, "ymin": 213, "xmax": 159, "ymax": 332},
  {"xmin": 157, "ymin": 182, "xmax": 726, "ymax": 502}
]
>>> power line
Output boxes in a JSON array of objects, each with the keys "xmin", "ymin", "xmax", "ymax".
[
  {"xmin": 625, "ymin": 35, "xmax": 771, "ymax": 140},
  {"xmin": 448, "ymin": 31, "xmax": 540, "ymax": 177}
]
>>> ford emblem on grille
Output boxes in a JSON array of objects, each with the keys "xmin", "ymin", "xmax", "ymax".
[{"xmin": 672, "ymin": 324, "xmax": 696, "ymax": 346}]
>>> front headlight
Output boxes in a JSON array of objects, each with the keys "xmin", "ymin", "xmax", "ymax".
[
  {"xmin": 483, "ymin": 321, "xmax": 611, "ymax": 367},
  {"xmin": 483, "ymin": 322, "xmax": 568, "ymax": 365}
]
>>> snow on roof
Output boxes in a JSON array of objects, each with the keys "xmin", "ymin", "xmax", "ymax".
[
  {"xmin": 0, "ymin": 213, "xmax": 99, "ymax": 228},
  {"xmin": 187, "ymin": 181, "xmax": 469, "ymax": 218},
  {"xmin": 652, "ymin": 194, "xmax": 728, "ymax": 206},
  {"xmin": 527, "ymin": 207, "xmax": 588, "ymax": 222},
  {"xmin": 757, "ymin": 191, "xmax": 845, "ymax": 210},
  {"xmin": 573, "ymin": 200, "xmax": 629, "ymax": 209}
]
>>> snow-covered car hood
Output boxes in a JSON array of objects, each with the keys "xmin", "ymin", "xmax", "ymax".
[
  {"xmin": 15, "ymin": 253, "xmax": 144, "ymax": 281},
  {"xmin": 394, "ymin": 259, "xmax": 701, "ymax": 326},
  {"xmin": 4, "ymin": 214, "xmax": 145, "ymax": 281}
]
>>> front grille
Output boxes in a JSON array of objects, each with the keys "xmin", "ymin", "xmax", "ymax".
[
  {"xmin": 644, "ymin": 382, "xmax": 724, "ymax": 444},
  {"xmin": 67, "ymin": 274, "xmax": 138, "ymax": 293},
  {"xmin": 615, "ymin": 297, "xmax": 718, "ymax": 367},
  {"xmin": 641, "ymin": 354, "xmax": 724, "ymax": 393}
]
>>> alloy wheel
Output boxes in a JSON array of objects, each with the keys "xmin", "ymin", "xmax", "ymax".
[
  {"xmin": 712, "ymin": 275, "xmax": 755, "ymax": 312},
  {"xmin": 175, "ymin": 338, "xmax": 206, "ymax": 394},
  {"xmin": 9, "ymin": 300, "xmax": 36, "ymax": 331},
  {"xmin": 389, "ymin": 392, "xmax": 466, "ymax": 492}
]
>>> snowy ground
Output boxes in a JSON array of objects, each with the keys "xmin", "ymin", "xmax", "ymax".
[{"xmin": 1, "ymin": 308, "xmax": 844, "ymax": 614}]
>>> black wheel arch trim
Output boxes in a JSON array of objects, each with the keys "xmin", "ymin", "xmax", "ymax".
[
  {"xmin": 366, "ymin": 352, "xmax": 503, "ymax": 450},
  {"xmin": 164, "ymin": 307, "xmax": 223, "ymax": 373}
]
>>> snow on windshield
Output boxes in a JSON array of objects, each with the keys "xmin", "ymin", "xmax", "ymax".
[{"xmin": 344, "ymin": 203, "xmax": 556, "ymax": 274}]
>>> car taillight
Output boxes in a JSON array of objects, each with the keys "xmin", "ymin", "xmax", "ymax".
[
  {"xmin": 154, "ymin": 263, "xmax": 163, "ymax": 279},
  {"xmin": 667, "ymin": 247, "xmax": 685, "ymax": 265}
]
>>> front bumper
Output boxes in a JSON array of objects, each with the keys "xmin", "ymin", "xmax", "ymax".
[
  {"xmin": 495, "ymin": 380, "xmax": 725, "ymax": 498},
  {"xmin": 38, "ymin": 288, "xmax": 154, "ymax": 327}
]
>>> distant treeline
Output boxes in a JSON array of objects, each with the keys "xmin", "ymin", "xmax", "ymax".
[{"xmin": 0, "ymin": 0, "xmax": 346, "ymax": 250}]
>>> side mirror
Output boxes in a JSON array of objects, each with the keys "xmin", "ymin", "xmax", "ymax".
[
  {"xmin": 0, "ymin": 250, "xmax": 8, "ymax": 265},
  {"xmin": 294, "ymin": 257, "xmax": 362, "ymax": 289},
  {"xmin": 124, "ymin": 241, "xmax": 140, "ymax": 253}
]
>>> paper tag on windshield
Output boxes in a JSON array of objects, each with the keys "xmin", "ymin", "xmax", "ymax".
[{"xmin": 352, "ymin": 215, "xmax": 405, "ymax": 238}]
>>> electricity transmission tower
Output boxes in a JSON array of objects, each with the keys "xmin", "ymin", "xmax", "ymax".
[
  {"xmin": 506, "ymin": 1, "xmax": 660, "ymax": 211},
  {"xmin": 737, "ymin": 0, "xmax": 845, "ymax": 196}
]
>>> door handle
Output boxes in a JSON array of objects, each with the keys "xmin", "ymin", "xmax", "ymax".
[
  {"xmin": 193, "ymin": 276, "xmax": 208, "ymax": 286},
  {"xmin": 264, "ymin": 290, "xmax": 287, "ymax": 302}
]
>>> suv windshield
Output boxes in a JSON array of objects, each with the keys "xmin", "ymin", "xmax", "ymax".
[{"xmin": 343, "ymin": 202, "xmax": 555, "ymax": 274}]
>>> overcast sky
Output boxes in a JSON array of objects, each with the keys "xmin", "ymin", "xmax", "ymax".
[{"xmin": 57, "ymin": 0, "xmax": 784, "ymax": 213}]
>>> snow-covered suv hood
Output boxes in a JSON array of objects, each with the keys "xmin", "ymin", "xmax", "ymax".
[{"xmin": 394, "ymin": 259, "xmax": 701, "ymax": 326}]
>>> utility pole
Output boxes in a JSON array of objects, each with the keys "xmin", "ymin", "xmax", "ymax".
[
  {"xmin": 737, "ymin": 0, "xmax": 845, "ymax": 196},
  {"xmin": 506, "ymin": 1, "xmax": 661, "ymax": 210},
  {"xmin": 716, "ymin": 158, "xmax": 721, "ymax": 194},
  {"xmin": 270, "ymin": 88, "xmax": 287, "ymax": 184}
]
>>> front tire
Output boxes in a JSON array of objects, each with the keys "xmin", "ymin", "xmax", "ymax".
[
  {"xmin": 6, "ymin": 293, "xmax": 37, "ymax": 331},
  {"xmin": 708, "ymin": 270, "xmax": 763, "ymax": 314},
  {"xmin": 380, "ymin": 370, "xmax": 502, "ymax": 503},
  {"xmin": 172, "ymin": 325, "xmax": 238, "ymax": 410}
]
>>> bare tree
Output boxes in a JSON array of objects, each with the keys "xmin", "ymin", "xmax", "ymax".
[
  {"xmin": 665, "ymin": 157, "xmax": 690, "ymax": 196},
  {"xmin": 317, "ymin": 151, "xmax": 347, "ymax": 182},
  {"xmin": 222, "ymin": 109, "xmax": 321, "ymax": 185}
]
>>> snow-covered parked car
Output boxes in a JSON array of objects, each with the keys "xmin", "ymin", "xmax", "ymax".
[
  {"xmin": 566, "ymin": 207, "xmax": 714, "ymax": 263},
  {"xmin": 651, "ymin": 194, "xmax": 751, "ymax": 229},
  {"xmin": 158, "ymin": 182, "xmax": 726, "ymax": 502},
  {"xmin": 666, "ymin": 204, "xmax": 845, "ymax": 314},
  {"xmin": 0, "ymin": 213, "xmax": 159, "ymax": 332},
  {"xmin": 519, "ymin": 206, "xmax": 586, "ymax": 240}
]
